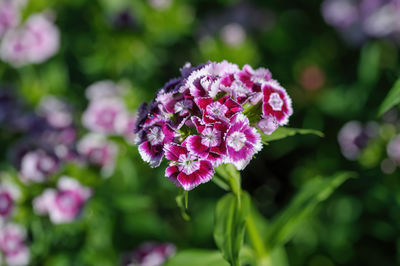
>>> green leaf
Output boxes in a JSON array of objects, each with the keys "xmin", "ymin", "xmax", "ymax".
[
  {"xmin": 176, "ymin": 190, "xmax": 191, "ymax": 221},
  {"xmin": 379, "ymin": 77, "xmax": 400, "ymax": 116},
  {"xmin": 215, "ymin": 164, "xmax": 242, "ymax": 200},
  {"xmin": 260, "ymin": 127, "xmax": 324, "ymax": 143},
  {"xmin": 358, "ymin": 42, "xmax": 381, "ymax": 87},
  {"xmin": 214, "ymin": 192, "xmax": 250, "ymax": 266},
  {"xmin": 265, "ymin": 172, "xmax": 356, "ymax": 249},
  {"xmin": 164, "ymin": 250, "xmax": 230, "ymax": 266}
]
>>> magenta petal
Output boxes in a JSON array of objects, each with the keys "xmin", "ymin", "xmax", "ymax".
[
  {"xmin": 186, "ymin": 135, "xmax": 208, "ymax": 158},
  {"xmin": 197, "ymin": 160, "xmax": 214, "ymax": 182},
  {"xmin": 164, "ymin": 143, "xmax": 187, "ymax": 161},
  {"xmin": 191, "ymin": 116, "xmax": 205, "ymax": 134},
  {"xmin": 177, "ymin": 172, "xmax": 203, "ymax": 191},
  {"xmin": 195, "ymin": 97, "xmax": 212, "ymax": 110},
  {"xmin": 138, "ymin": 141, "xmax": 164, "ymax": 168},
  {"xmin": 165, "ymin": 165, "xmax": 181, "ymax": 186}
]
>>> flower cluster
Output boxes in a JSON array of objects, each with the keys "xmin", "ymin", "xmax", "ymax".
[
  {"xmin": 0, "ymin": 181, "xmax": 20, "ymax": 226},
  {"xmin": 0, "ymin": 3, "xmax": 60, "ymax": 67},
  {"xmin": 0, "ymin": 223, "xmax": 30, "ymax": 266},
  {"xmin": 321, "ymin": 0, "xmax": 400, "ymax": 43},
  {"xmin": 79, "ymin": 80, "xmax": 136, "ymax": 177},
  {"xmin": 123, "ymin": 242, "xmax": 176, "ymax": 266},
  {"xmin": 33, "ymin": 176, "xmax": 92, "ymax": 224},
  {"xmin": 1, "ymin": 93, "xmax": 79, "ymax": 184},
  {"xmin": 135, "ymin": 61, "xmax": 293, "ymax": 190}
]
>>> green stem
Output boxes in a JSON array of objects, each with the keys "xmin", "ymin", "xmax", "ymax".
[{"xmin": 246, "ymin": 212, "xmax": 268, "ymax": 259}]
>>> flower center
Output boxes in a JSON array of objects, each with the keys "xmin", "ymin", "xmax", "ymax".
[
  {"xmin": 227, "ymin": 131, "xmax": 247, "ymax": 151},
  {"xmin": 201, "ymin": 128, "xmax": 221, "ymax": 147},
  {"xmin": 206, "ymin": 102, "xmax": 228, "ymax": 118},
  {"xmin": 56, "ymin": 190, "xmax": 80, "ymax": 213},
  {"xmin": 147, "ymin": 127, "xmax": 165, "ymax": 145},
  {"xmin": 0, "ymin": 193, "xmax": 12, "ymax": 215},
  {"xmin": 178, "ymin": 154, "xmax": 200, "ymax": 175},
  {"xmin": 39, "ymin": 156, "xmax": 56, "ymax": 172},
  {"xmin": 268, "ymin": 92, "xmax": 283, "ymax": 111}
]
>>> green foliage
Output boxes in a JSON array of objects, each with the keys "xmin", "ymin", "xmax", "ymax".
[
  {"xmin": 260, "ymin": 127, "xmax": 324, "ymax": 143},
  {"xmin": 214, "ymin": 192, "xmax": 251, "ymax": 266},
  {"xmin": 379, "ymin": 77, "xmax": 400, "ymax": 116},
  {"xmin": 165, "ymin": 249, "xmax": 230, "ymax": 266},
  {"xmin": 264, "ymin": 172, "xmax": 356, "ymax": 249}
]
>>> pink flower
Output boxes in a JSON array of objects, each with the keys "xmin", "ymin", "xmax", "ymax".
[
  {"xmin": 257, "ymin": 115, "xmax": 279, "ymax": 135},
  {"xmin": 338, "ymin": 121, "xmax": 378, "ymax": 160},
  {"xmin": 0, "ymin": 223, "xmax": 30, "ymax": 266},
  {"xmin": 0, "ymin": 12, "xmax": 60, "ymax": 67},
  {"xmin": 387, "ymin": 135, "xmax": 400, "ymax": 164},
  {"xmin": 85, "ymin": 80, "xmax": 124, "ymax": 101},
  {"xmin": 195, "ymin": 95, "xmax": 242, "ymax": 124},
  {"xmin": 0, "ymin": 1, "xmax": 20, "ymax": 37},
  {"xmin": 125, "ymin": 242, "xmax": 176, "ymax": 266},
  {"xmin": 262, "ymin": 81, "xmax": 293, "ymax": 126},
  {"xmin": 23, "ymin": 13, "xmax": 60, "ymax": 64},
  {"xmin": 0, "ymin": 190, "xmax": 13, "ymax": 222},
  {"xmin": 137, "ymin": 124, "xmax": 177, "ymax": 168},
  {"xmin": 38, "ymin": 96, "xmax": 73, "ymax": 129},
  {"xmin": 82, "ymin": 97, "xmax": 128, "ymax": 135},
  {"xmin": 186, "ymin": 119, "xmax": 228, "ymax": 165},
  {"xmin": 237, "ymin": 64, "xmax": 272, "ymax": 89},
  {"xmin": 225, "ymin": 114, "xmax": 262, "ymax": 170},
  {"xmin": 33, "ymin": 176, "xmax": 92, "ymax": 224},
  {"xmin": 19, "ymin": 149, "xmax": 59, "ymax": 183},
  {"xmin": 164, "ymin": 143, "xmax": 214, "ymax": 190},
  {"xmin": 77, "ymin": 133, "xmax": 118, "ymax": 177},
  {"xmin": 135, "ymin": 61, "xmax": 293, "ymax": 190}
]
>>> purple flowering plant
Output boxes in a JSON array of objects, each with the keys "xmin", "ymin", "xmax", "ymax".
[{"xmin": 135, "ymin": 60, "xmax": 335, "ymax": 265}]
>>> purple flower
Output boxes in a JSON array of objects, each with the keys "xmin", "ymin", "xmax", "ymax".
[
  {"xmin": 186, "ymin": 120, "xmax": 228, "ymax": 166},
  {"xmin": 124, "ymin": 242, "xmax": 176, "ymax": 266},
  {"xmin": 0, "ymin": 223, "xmax": 30, "ymax": 266},
  {"xmin": 77, "ymin": 133, "xmax": 118, "ymax": 177},
  {"xmin": 19, "ymin": 149, "xmax": 59, "ymax": 183},
  {"xmin": 0, "ymin": 12, "xmax": 60, "ymax": 66},
  {"xmin": 338, "ymin": 121, "xmax": 378, "ymax": 160},
  {"xmin": 82, "ymin": 97, "xmax": 128, "ymax": 135},
  {"xmin": 262, "ymin": 81, "xmax": 293, "ymax": 126},
  {"xmin": 85, "ymin": 80, "xmax": 124, "ymax": 101},
  {"xmin": 135, "ymin": 61, "xmax": 293, "ymax": 190},
  {"xmin": 164, "ymin": 143, "xmax": 214, "ymax": 190},
  {"xmin": 38, "ymin": 96, "xmax": 73, "ymax": 129},
  {"xmin": 0, "ymin": 1, "xmax": 20, "ymax": 37},
  {"xmin": 257, "ymin": 115, "xmax": 279, "ymax": 135},
  {"xmin": 387, "ymin": 134, "xmax": 400, "ymax": 164},
  {"xmin": 33, "ymin": 176, "xmax": 92, "ymax": 224},
  {"xmin": 224, "ymin": 114, "xmax": 262, "ymax": 170},
  {"xmin": 137, "ymin": 124, "xmax": 177, "ymax": 168}
]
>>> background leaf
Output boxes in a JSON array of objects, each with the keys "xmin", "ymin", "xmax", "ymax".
[
  {"xmin": 265, "ymin": 172, "xmax": 356, "ymax": 249},
  {"xmin": 214, "ymin": 192, "xmax": 250, "ymax": 266},
  {"xmin": 261, "ymin": 127, "xmax": 324, "ymax": 143},
  {"xmin": 379, "ymin": 77, "xmax": 400, "ymax": 116}
]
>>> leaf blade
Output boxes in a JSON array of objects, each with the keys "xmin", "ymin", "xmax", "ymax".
[
  {"xmin": 379, "ymin": 77, "xmax": 400, "ymax": 116},
  {"xmin": 265, "ymin": 171, "xmax": 356, "ymax": 249},
  {"xmin": 260, "ymin": 127, "xmax": 324, "ymax": 143}
]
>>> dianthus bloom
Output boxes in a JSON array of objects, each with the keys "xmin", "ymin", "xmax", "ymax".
[
  {"xmin": 0, "ymin": 12, "xmax": 60, "ymax": 67},
  {"xmin": 0, "ymin": 223, "xmax": 30, "ymax": 266},
  {"xmin": 123, "ymin": 242, "xmax": 176, "ymax": 266},
  {"xmin": 338, "ymin": 120, "xmax": 378, "ymax": 160},
  {"xmin": 135, "ymin": 61, "xmax": 293, "ymax": 190},
  {"xmin": 33, "ymin": 176, "xmax": 92, "ymax": 224},
  {"xmin": 0, "ymin": 181, "xmax": 19, "ymax": 225}
]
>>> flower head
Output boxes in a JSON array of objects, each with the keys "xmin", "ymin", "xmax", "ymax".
[
  {"xmin": 124, "ymin": 242, "xmax": 176, "ymax": 266},
  {"xmin": 33, "ymin": 176, "xmax": 92, "ymax": 224},
  {"xmin": 0, "ymin": 223, "xmax": 30, "ymax": 266},
  {"xmin": 135, "ymin": 61, "xmax": 293, "ymax": 190},
  {"xmin": 19, "ymin": 149, "xmax": 59, "ymax": 183}
]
